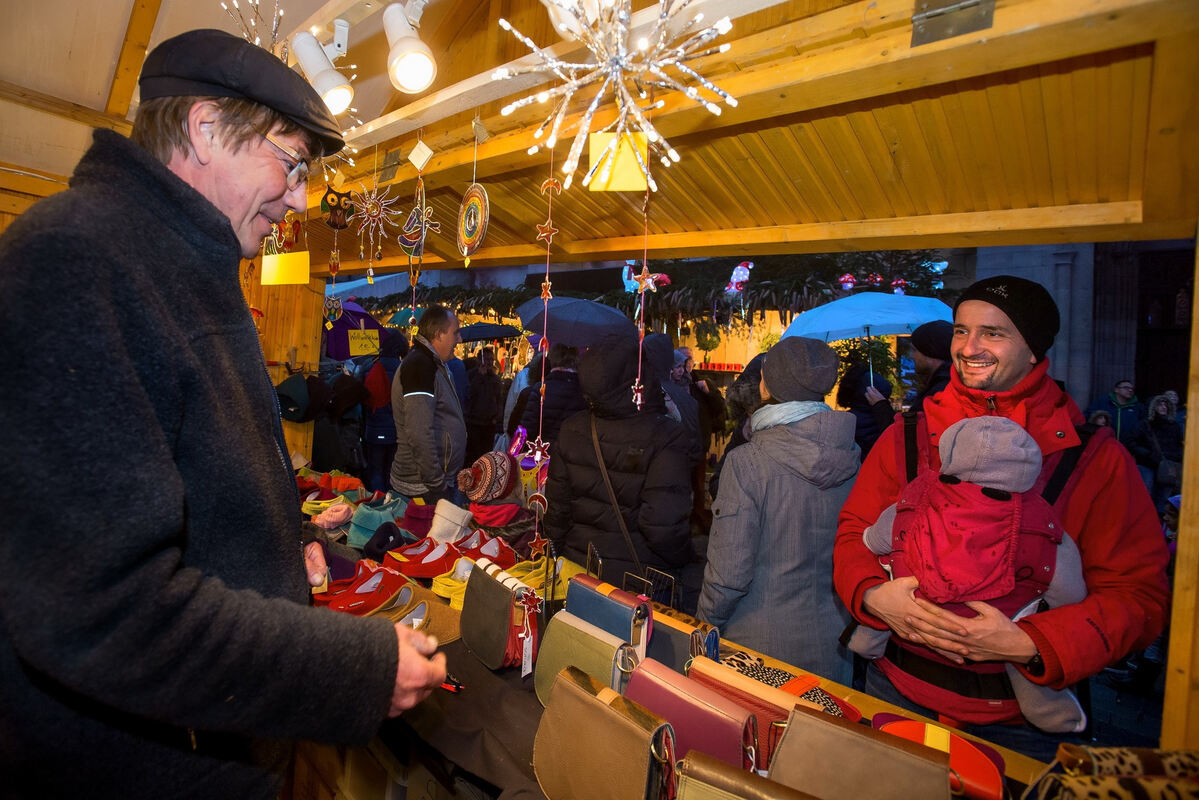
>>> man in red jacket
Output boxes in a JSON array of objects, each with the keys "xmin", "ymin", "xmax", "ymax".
[{"xmin": 834, "ymin": 275, "xmax": 1170, "ymax": 760}]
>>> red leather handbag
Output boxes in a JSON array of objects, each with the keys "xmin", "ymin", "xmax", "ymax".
[
  {"xmin": 686, "ymin": 656, "xmax": 823, "ymax": 770},
  {"xmin": 625, "ymin": 658, "xmax": 757, "ymax": 771}
]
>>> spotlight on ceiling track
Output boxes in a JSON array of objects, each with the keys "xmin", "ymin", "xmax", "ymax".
[
  {"xmin": 384, "ymin": 1, "xmax": 436, "ymax": 94},
  {"xmin": 292, "ymin": 19, "xmax": 353, "ymax": 115}
]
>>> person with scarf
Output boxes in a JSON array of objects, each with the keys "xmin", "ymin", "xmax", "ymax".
[{"xmin": 698, "ymin": 337, "xmax": 860, "ymax": 683}]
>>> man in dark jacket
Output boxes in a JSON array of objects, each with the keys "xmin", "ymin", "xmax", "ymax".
[
  {"xmin": 1087, "ymin": 379, "xmax": 1146, "ymax": 449},
  {"xmin": 545, "ymin": 333, "xmax": 695, "ymax": 595},
  {"xmin": 0, "ymin": 30, "xmax": 445, "ymax": 799},
  {"xmin": 390, "ymin": 305, "xmax": 467, "ymax": 501},
  {"xmin": 908, "ymin": 319, "xmax": 953, "ymax": 412}
]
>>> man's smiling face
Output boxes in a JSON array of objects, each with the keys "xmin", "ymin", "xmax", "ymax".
[{"xmin": 951, "ymin": 300, "xmax": 1037, "ymax": 393}]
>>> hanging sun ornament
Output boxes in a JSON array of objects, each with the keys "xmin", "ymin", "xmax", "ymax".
[
  {"xmin": 350, "ymin": 183, "xmax": 402, "ymax": 284},
  {"xmin": 491, "ymin": 0, "xmax": 737, "ymax": 191},
  {"xmin": 220, "ymin": 0, "xmax": 287, "ymax": 58}
]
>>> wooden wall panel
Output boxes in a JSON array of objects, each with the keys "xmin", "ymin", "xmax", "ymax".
[{"xmin": 239, "ymin": 261, "xmax": 326, "ymax": 462}]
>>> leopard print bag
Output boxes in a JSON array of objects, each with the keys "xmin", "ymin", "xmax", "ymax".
[{"xmin": 1023, "ymin": 745, "xmax": 1199, "ymax": 800}]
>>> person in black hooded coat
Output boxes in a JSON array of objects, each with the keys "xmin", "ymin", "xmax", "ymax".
[
  {"xmin": 545, "ymin": 332, "xmax": 694, "ymax": 591},
  {"xmin": 836, "ymin": 362, "xmax": 894, "ymax": 461}
]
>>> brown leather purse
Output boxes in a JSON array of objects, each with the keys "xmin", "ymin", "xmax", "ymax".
[
  {"xmin": 767, "ymin": 705, "xmax": 951, "ymax": 800},
  {"xmin": 534, "ymin": 666, "xmax": 675, "ymax": 800},
  {"xmin": 676, "ymin": 751, "xmax": 818, "ymax": 800}
]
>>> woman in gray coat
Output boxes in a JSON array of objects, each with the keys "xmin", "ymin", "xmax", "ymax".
[{"xmin": 697, "ymin": 337, "xmax": 859, "ymax": 684}]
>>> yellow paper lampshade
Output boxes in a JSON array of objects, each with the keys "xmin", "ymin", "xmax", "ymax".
[{"xmin": 261, "ymin": 251, "xmax": 311, "ymax": 285}]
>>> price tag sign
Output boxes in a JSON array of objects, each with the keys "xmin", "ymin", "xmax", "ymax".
[{"xmin": 347, "ymin": 329, "xmax": 379, "ymax": 356}]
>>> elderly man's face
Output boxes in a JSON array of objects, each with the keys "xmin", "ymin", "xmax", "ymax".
[
  {"xmin": 207, "ymin": 125, "xmax": 311, "ymax": 258},
  {"xmin": 951, "ymin": 300, "xmax": 1037, "ymax": 393}
]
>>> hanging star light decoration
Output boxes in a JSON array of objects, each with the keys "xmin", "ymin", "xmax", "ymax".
[{"xmin": 491, "ymin": 0, "xmax": 737, "ymax": 191}]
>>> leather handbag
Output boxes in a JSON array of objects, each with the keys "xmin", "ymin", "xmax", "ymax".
[
  {"xmin": 686, "ymin": 656, "xmax": 821, "ymax": 769},
  {"xmin": 625, "ymin": 658, "xmax": 758, "ymax": 770},
  {"xmin": 566, "ymin": 574, "xmax": 651, "ymax": 658},
  {"xmin": 767, "ymin": 705, "xmax": 951, "ymax": 800},
  {"xmin": 647, "ymin": 605, "xmax": 719, "ymax": 672},
  {"xmin": 534, "ymin": 610, "xmax": 637, "ymax": 706},
  {"xmin": 534, "ymin": 666, "xmax": 676, "ymax": 800},
  {"xmin": 460, "ymin": 557, "xmax": 540, "ymax": 670},
  {"xmin": 676, "ymin": 751, "xmax": 818, "ymax": 800}
]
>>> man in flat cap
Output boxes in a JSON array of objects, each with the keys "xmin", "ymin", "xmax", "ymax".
[
  {"xmin": 0, "ymin": 30, "xmax": 444, "ymax": 798},
  {"xmin": 834, "ymin": 276, "xmax": 1169, "ymax": 760}
]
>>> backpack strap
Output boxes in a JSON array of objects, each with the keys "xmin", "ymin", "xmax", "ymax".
[
  {"xmin": 1041, "ymin": 423, "xmax": 1099, "ymax": 505},
  {"xmin": 902, "ymin": 409, "xmax": 920, "ymax": 484}
]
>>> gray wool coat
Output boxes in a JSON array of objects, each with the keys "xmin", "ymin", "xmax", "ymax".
[{"xmin": 698, "ymin": 409, "xmax": 860, "ymax": 684}]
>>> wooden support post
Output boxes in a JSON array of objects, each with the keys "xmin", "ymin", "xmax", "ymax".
[{"xmin": 1161, "ymin": 219, "xmax": 1199, "ymax": 749}]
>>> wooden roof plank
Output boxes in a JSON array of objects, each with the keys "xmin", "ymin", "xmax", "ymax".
[
  {"xmin": 1036, "ymin": 62, "xmax": 1077, "ymax": 206},
  {"xmin": 758, "ymin": 126, "xmax": 841, "ymax": 221},
  {"xmin": 105, "ymin": 0, "xmax": 163, "ymax": 117},
  {"xmin": 1070, "ymin": 56, "xmax": 1101, "ymax": 204},
  {"xmin": 791, "ymin": 120, "xmax": 862, "ymax": 220},
  {"xmin": 811, "ymin": 114, "xmax": 896, "ymax": 219},
  {"xmin": 1011, "ymin": 65, "xmax": 1059, "ymax": 208},
  {"xmin": 1141, "ymin": 34, "xmax": 1199, "ymax": 223},
  {"xmin": 873, "ymin": 101, "xmax": 945, "ymax": 216},
  {"xmin": 1127, "ymin": 47, "xmax": 1153, "ymax": 203},
  {"xmin": 946, "ymin": 87, "xmax": 1010, "ymax": 212},
  {"xmin": 982, "ymin": 80, "xmax": 1034, "ymax": 211},
  {"xmin": 737, "ymin": 131, "xmax": 818, "ymax": 223},
  {"xmin": 845, "ymin": 107, "xmax": 918, "ymax": 219},
  {"xmin": 909, "ymin": 91, "xmax": 975, "ymax": 213}
]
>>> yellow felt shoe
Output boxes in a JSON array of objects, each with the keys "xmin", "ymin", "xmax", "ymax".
[{"xmin": 431, "ymin": 556, "xmax": 475, "ymax": 610}]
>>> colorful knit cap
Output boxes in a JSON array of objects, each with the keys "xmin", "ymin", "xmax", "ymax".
[{"xmin": 458, "ymin": 451, "xmax": 518, "ymax": 503}]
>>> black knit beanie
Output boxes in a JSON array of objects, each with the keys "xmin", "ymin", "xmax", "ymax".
[
  {"xmin": 909, "ymin": 320, "xmax": 953, "ymax": 361},
  {"xmin": 954, "ymin": 275, "xmax": 1060, "ymax": 360}
]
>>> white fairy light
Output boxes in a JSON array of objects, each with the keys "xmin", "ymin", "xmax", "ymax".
[{"xmin": 491, "ymin": 0, "xmax": 736, "ymax": 190}]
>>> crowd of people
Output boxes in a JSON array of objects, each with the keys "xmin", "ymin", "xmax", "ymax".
[{"xmin": 0, "ymin": 25, "xmax": 1179, "ymax": 799}]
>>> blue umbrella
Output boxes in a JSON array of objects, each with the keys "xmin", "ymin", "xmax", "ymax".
[
  {"xmin": 781, "ymin": 292, "xmax": 952, "ymax": 380},
  {"xmin": 460, "ymin": 321, "xmax": 522, "ymax": 342},
  {"xmin": 388, "ymin": 306, "xmax": 424, "ymax": 326},
  {"xmin": 516, "ymin": 296, "xmax": 636, "ymax": 347},
  {"xmin": 781, "ymin": 293, "xmax": 952, "ymax": 342}
]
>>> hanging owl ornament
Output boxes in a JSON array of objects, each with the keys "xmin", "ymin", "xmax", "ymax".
[{"xmin": 322, "ymin": 188, "xmax": 354, "ymax": 230}]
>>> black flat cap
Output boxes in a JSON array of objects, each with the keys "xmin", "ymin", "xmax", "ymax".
[{"xmin": 139, "ymin": 29, "xmax": 344, "ymax": 157}]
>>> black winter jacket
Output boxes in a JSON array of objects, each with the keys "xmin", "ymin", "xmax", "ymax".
[
  {"xmin": 519, "ymin": 369, "xmax": 587, "ymax": 445},
  {"xmin": 0, "ymin": 131, "xmax": 398, "ymax": 799},
  {"xmin": 545, "ymin": 335, "xmax": 693, "ymax": 582}
]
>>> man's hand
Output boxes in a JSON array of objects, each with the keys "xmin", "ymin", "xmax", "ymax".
[
  {"xmin": 906, "ymin": 599, "xmax": 1038, "ymax": 665},
  {"xmin": 864, "ymin": 385, "xmax": 887, "ymax": 406},
  {"xmin": 304, "ymin": 541, "xmax": 327, "ymax": 587},
  {"xmin": 862, "ymin": 577, "xmax": 927, "ymax": 641},
  {"xmin": 388, "ymin": 627, "xmax": 448, "ymax": 716}
]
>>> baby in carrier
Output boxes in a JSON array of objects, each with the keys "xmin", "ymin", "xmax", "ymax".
[{"xmin": 849, "ymin": 416, "xmax": 1087, "ymax": 733}]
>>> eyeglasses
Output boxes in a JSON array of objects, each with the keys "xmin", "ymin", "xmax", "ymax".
[{"xmin": 262, "ymin": 132, "xmax": 310, "ymax": 191}]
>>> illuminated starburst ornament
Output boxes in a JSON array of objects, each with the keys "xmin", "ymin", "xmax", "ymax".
[
  {"xmin": 491, "ymin": 0, "xmax": 736, "ymax": 191},
  {"xmin": 350, "ymin": 185, "xmax": 402, "ymax": 269}
]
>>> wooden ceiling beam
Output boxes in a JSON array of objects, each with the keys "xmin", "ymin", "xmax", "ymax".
[
  {"xmin": 558, "ymin": 201, "xmax": 1145, "ymax": 257},
  {"xmin": 0, "ymin": 162, "xmax": 68, "ymax": 198},
  {"xmin": 105, "ymin": 0, "xmax": 163, "ymax": 117},
  {"xmin": 0, "ymin": 80, "xmax": 132, "ymax": 135}
]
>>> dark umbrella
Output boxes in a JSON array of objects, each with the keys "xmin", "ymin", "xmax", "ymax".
[
  {"xmin": 516, "ymin": 296, "xmax": 636, "ymax": 347},
  {"xmin": 326, "ymin": 300, "xmax": 385, "ymax": 360},
  {"xmin": 459, "ymin": 322, "xmax": 523, "ymax": 342}
]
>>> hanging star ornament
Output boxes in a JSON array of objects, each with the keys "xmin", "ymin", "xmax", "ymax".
[
  {"xmin": 528, "ymin": 531, "xmax": 549, "ymax": 557},
  {"xmin": 523, "ymin": 436, "xmax": 552, "ymax": 465},
  {"xmin": 634, "ymin": 265, "xmax": 670, "ymax": 293},
  {"xmin": 520, "ymin": 588, "xmax": 544, "ymax": 616},
  {"xmin": 536, "ymin": 220, "xmax": 559, "ymax": 245},
  {"xmin": 541, "ymin": 279, "xmax": 554, "ymax": 301},
  {"xmin": 491, "ymin": 0, "xmax": 737, "ymax": 191}
]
